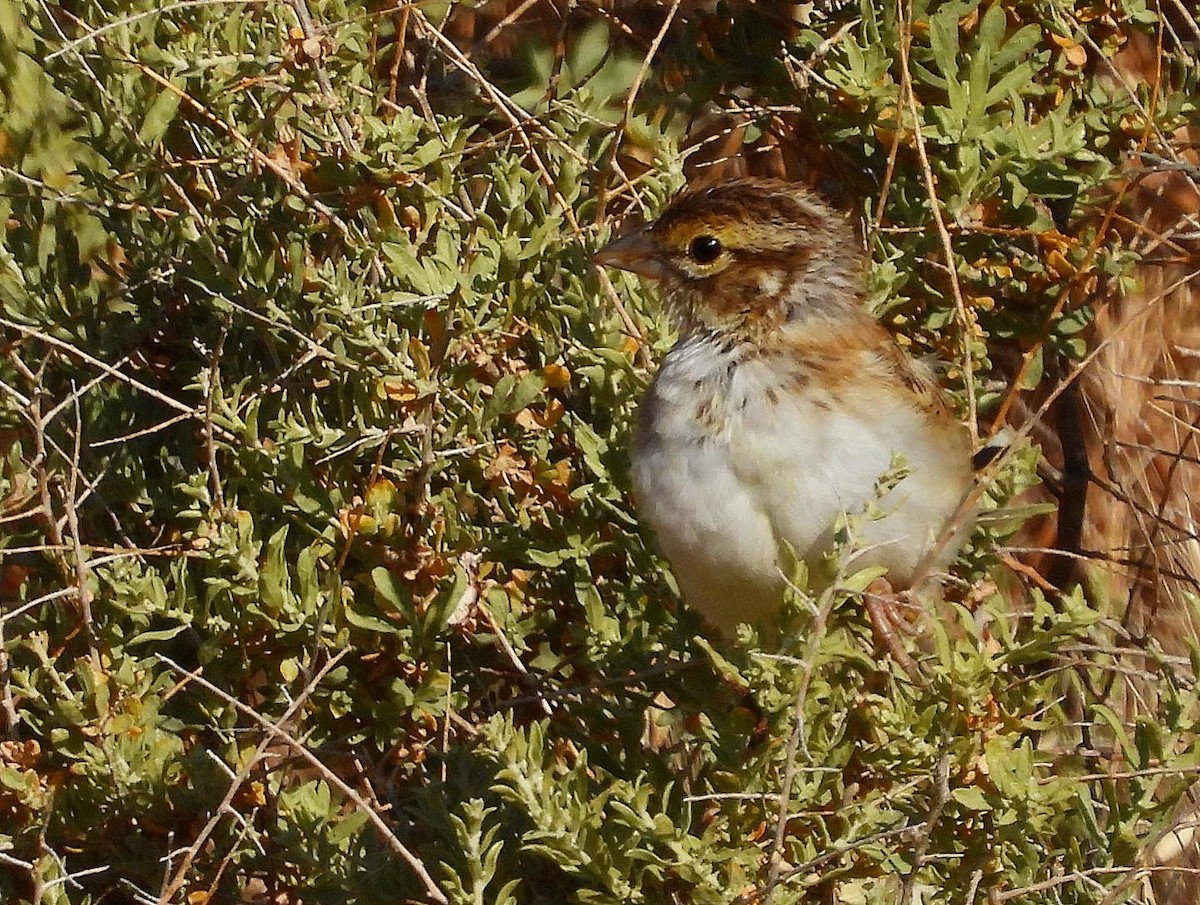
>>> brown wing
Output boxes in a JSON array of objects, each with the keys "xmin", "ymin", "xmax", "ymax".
[{"xmin": 872, "ymin": 327, "xmax": 960, "ymax": 425}]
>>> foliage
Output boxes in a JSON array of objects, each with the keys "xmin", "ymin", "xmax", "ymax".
[{"xmin": 0, "ymin": 0, "xmax": 1197, "ymax": 902}]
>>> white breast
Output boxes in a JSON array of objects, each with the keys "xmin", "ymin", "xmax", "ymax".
[{"xmin": 631, "ymin": 334, "xmax": 970, "ymax": 632}]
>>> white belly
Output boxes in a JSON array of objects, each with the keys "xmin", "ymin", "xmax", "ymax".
[{"xmin": 631, "ymin": 338, "xmax": 970, "ymax": 632}]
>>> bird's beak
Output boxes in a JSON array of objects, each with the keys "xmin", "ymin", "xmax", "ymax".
[{"xmin": 592, "ymin": 229, "xmax": 667, "ymax": 280}]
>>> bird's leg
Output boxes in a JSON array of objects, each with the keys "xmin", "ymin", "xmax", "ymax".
[{"xmin": 863, "ymin": 578, "xmax": 923, "ymax": 680}]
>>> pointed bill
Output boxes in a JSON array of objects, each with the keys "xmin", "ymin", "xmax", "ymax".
[{"xmin": 592, "ymin": 229, "xmax": 668, "ymax": 280}]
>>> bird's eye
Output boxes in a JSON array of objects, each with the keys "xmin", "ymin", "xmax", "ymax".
[{"xmin": 687, "ymin": 235, "xmax": 723, "ymax": 264}]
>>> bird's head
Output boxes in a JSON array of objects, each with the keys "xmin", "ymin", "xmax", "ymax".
[{"xmin": 594, "ymin": 178, "xmax": 865, "ymax": 335}]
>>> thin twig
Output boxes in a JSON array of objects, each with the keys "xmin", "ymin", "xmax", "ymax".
[
  {"xmin": 762, "ymin": 555, "xmax": 860, "ymax": 904},
  {"xmin": 408, "ymin": 7, "xmax": 653, "ymax": 365},
  {"xmin": 120, "ymin": 55, "xmax": 355, "ymax": 239},
  {"xmin": 477, "ymin": 601, "xmax": 553, "ymax": 719},
  {"xmin": 898, "ymin": 754, "xmax": 951, "ymax": 905},
  {"xmin": 154, "ymin": 652, "xmax": 347, "ymax": 904},
  {"xmin": 155, "ymin": 654, "xmax": 449, "ymax": 905},
  {"xmin": 0, "ymin": 617, "xmax": 18, "ymax": 738},
  {"xmin": 286, "ymin": 0, "xmax": 360, "ymax": 153},
  {"xmin": 5, "ymin": 351, "xmax": 100, "ymax": 669},
  {"xmin": 896, "ymin": 0, "xmax": 979, "ymax": 444},
  {"xmin": 203, "ymin": 316, "xmax": 230, "ymax": 512},
  {"xmin": 45, "ymin": 0, "xmax": 257, "ymax": 60},
  {"xmin": 63, "ymin": 385, "xmax": 102, "ymax": 673},
  {"xmin": 997, "ymin": 863, "xmax": 1200, "ymax": 902},
  {"xmin": 735, "ymin": 826, "xmax": 914, "ymax": 904},
  {"xmin": 1, "ymin": 318, "xmax": 235, "ymax": 441}
]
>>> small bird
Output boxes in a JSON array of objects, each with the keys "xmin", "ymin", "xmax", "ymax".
[{"xmin": 594, "ymin": 178, "xmax": 974, "ymax": 647}]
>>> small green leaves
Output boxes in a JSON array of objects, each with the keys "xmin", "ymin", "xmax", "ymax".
[{"xmin": 0, "ymin": 0, "xmax": 1195, "ymax": 902}]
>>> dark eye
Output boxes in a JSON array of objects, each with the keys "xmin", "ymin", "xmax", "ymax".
[{"xmin": 687, "ymin": 235, "xmax": 723, "ymax": 264}]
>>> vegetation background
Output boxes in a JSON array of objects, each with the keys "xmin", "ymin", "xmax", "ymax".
[{"xmin": 1, "ymin": 0, "xmax": 1199, "ymax": 902}]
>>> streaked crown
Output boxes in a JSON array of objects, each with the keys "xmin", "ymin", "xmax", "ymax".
[{"xmin": 595, "ymin": 178, "xmax": 865, "ymax": 334}]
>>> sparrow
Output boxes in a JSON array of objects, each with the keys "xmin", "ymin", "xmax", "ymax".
[{"xmin": 594, "ymin": 178, "xmax": 974, "ymax": 646}]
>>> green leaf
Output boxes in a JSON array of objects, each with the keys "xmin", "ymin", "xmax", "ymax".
[
  {"xmin": 952, "ymin": 786, "xmax": 992, "ymax": 811},
  {"xmin": 137, "ymin": 86, "xmax": 182, "ymax": 146},
  {"xmin": 371, "ymin": 567, "xmax": 407, "ymax": 609}
]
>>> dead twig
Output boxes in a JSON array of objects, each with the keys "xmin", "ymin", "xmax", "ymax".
[
  {"xmin": 1, "ymin": 318, "xmax": 236, "ymax": 442},
  {"xmin": 155, "ymin": 653, "xmax": 450, "ymax": 905},
  {"xmin": 153, "ymin": 651, "xmax": 348, "ymax": 905},
  {"xmin": 286, "ymin": 0, "xmax": 360, "ymax": 154},
  {"xmin": 898, "ymin": 754, "xmax": 951, "ymax": 905},
  {"xmin": 62, "ymin": 386, "xmax": 102, "ymax": 673},
  {"xmin": 896, "ymin": 0, "xmax": 979, "ymax": 445}
]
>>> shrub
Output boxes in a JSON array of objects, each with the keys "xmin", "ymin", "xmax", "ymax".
[{"xmin": 1, "ymin": 1, "xmax": 1198, "ymax": 902}]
